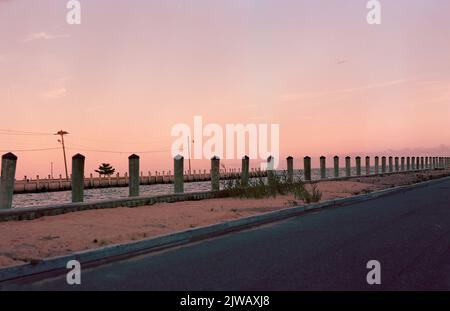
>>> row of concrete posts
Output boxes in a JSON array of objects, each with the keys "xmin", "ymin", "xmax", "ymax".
[{"xmin": 1, "ymin": 153, "xmax": 450, "ymax": 209}]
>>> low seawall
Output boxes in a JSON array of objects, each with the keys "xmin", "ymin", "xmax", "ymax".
[{"xmin": 13, "ymin": 170, "xmax": 267, "ymax": 194}]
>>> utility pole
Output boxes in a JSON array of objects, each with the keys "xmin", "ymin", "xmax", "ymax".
[{"xmin": 55, "ymin": 130, "xmax": 69, "ymax": 180}]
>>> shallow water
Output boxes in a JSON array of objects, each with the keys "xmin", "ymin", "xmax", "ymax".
[{"xmin": 12, "ymin": 168, "xmax": 372, "ymax": 208}]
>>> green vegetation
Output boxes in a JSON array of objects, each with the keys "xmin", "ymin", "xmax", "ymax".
[
  {"xmin": 95, "ymin": 163, "xmax": 116, "ymax": 177},
  {"xmin": 221, "ymin": 172, "xmax": 322, "ymax": 204}
]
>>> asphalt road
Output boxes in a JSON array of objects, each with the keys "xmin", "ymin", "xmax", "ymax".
[{"xmin": 2, "ymin": 178, "xmax": 450, "ymax": 291}]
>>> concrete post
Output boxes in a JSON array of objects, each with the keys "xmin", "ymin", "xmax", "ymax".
[
  {"xmin": 365, "ymin": 156, "xmax": 370, "ymax": 175},
  {"xmin": 174, "ymin": 155, "xmax": 184, "ymax": 193},
  {"xmin": 420, "ymin": 157, "xmax": 424, "ymax": 170},
  {"xmin": 0, "ymin": 153, "xmax": 18, "ymax": 209},
  {"xmin": 345, "ymin": 156, "xmax": 351, "ymax": 177},
  {"xmin": 267, "ymin": 156, "xmax": 275, "ymax": 187},
  {"xmin": 304, "ymin": 156, "xmax": 311, "ymax": 181},
  {"xmin": 401, "ymin": 157, "xmax": 405, "ymax": 171},
  {"xmin": 381, "ymin": 156, "xmax": 386, "ymax": 174},
  {"xmin": 71, "ymin": 154, "xmax": 85, "ymax": 203},
  {"xmin": 395, "ymin": 157, "xmax": 399, "ymax": 172},
  {"xmin": 333, "ymin": 156, "xmax": 339, "ymax": 178},
  {"xmin": 320, "ymin": 156, "xmax": 326, "ymax": 179},
  {"xmin": 211, "ymin": 156, "xmax": 220, "ymax": 191},
  {"xmin": 355, "ymin": 156, "xmax": 361, "ymax": 176},
  {"xmin": 389, "ymin": 156, "xmax": 393, "ymax": 173},
  {"xmin": 375, "ymin": 156, "xmax": 379, "ymax": 174},
  {"xmin": 286, "ymin": 156, "xmax": 293, "ymax": 183},
  {"xmin": 416, "ymin": 157, "xmax": 420, "ymax": 170},
  {"xmin": 411, "ymin": 157, "xmax": 416, "ymax": 170},
  {"xmin": 128, "ymin": 154, "xmax": 140, "ymax": 197},
  {"xmin": 407, "ymin": 157, "xmax": 411, "ymax": 171},
  {"xmin": 241, "ymin": 155, "xmax": 250, "ymax": 186}
]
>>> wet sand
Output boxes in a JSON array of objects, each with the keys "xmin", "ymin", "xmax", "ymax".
[{"xmin": 1, "ymin": 169, "xmax": 449, "ymax": 268}]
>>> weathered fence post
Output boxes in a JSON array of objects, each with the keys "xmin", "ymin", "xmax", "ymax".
[
  {"xmin": 401, "ymin": 157, "xmax": 405, "ymax": 171},
  {"xmin": 242, "ymin": 155, "xmax": 250, "ymax": 186},
  {"xmin": 416, "ymin": 157, "xmax": 420, "ymax": 170},
  {"xmin": 286, "ymin": 156, "xmax": 294, "ymax": 183},
  {"xmin": 334, "ymin": 156, "xmax": 339, "ymax": 178},
  {"xmin": 407, "ymin": 157, "xmax": 411, "ymax": 171},
  {"xmin": 128, "ymin": 154, "xmax": 140, "ymax": 197},
  {"xmin": 320, "ymin": 156, "xmax": 326, "ymax": 179},
  {"xmin": 71, "ymin": 154, "xmax": 85, "ymax": 203},
  {"xmin": 420, "ymin": 157, "xmax": 424, "ymax": 170},
  {"xmin": 365, "ymin": 156, "xmax": 370, "ymax": 175},
  {"xmin": 356, "ymin": 156, "xmax": 361, "ymax": 176},
  {"xmin": 267, "ymin": 156, "xmax": 275, "ymax": 187},
  {"xmin": 173, "ymin": 155, "xmax": 184, "ymax": 193},
  {"xmin": 0, "ymin": 153, "xmax": 17, "ymax": 209},
  {"xmin": 389, "ymin": 156, "xmax": 393, "ymax": 173},
  {"xmin": 411, "ymin": 157, "xmax": 416, "ymax": 170},
  {"xmin": 395, "ymin": 157, "xmax": 399, "ymax": 172},
  {"xmin": 381, "ymin": 156, "xmax": 386, "ymax": 174},
  {"xmin": 345, "ymin": 156, "xmax": 351, "ymax": 177},
  {"xmin": 211, "ymin": 156, "xmax": 220, "ymax": 191},
  {"xmin": 425, "ymin": 157, "xmax": 429, "ymax": 169},
  {"xmin": 375, "ymin": 156, "xmax": 379, "ymax": 174},
  {"xmin": 304, "ymin": 156, "xmax": 311, "ymax": 181}
]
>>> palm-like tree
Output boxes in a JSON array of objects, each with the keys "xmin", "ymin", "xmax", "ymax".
[{"xmin": 95, "ymin": 163, "xmax": 116, "ymax": 177}]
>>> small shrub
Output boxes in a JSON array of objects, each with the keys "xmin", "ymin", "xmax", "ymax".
[{"xmin": 221, "ymin": 172, "xmax": 322, "ymax": 204}]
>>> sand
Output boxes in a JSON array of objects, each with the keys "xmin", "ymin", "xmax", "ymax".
[{"xmin": 0, "ymin": 169, "xmax": 449, "ymax": 268}]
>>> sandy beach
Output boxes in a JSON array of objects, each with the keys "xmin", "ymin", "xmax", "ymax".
[{"xmin": 1, "ymin": 169, "xmax": 449, "ymax": 268}]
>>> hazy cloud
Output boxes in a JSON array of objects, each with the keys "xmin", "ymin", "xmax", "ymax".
[
  {"xmin": 43, "ymin": 88, "xmax": 67, "ymax": 99},
  {"xmin": 281, "ymin": 79, "xmax": 410, "ymax": 102},
  {"xmin": 22, "ymin": 32, "xmax": 70, "ymax": 43}
]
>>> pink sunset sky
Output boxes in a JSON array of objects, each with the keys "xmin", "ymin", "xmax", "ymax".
[{"xmin": 0, "ymin": 0, "xmax": 449, "ymax": 177}]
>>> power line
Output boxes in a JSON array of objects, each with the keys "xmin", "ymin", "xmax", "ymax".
[
  {"xmin": 0, "ymin": 129, "xmax": 54, "ymax": 136},
  {"xmin": 70, "ymin": 136, "xmax": 170, "ymax": 145},
  {"xmin": 0, "ymin": 147, "xmax": 60, "ymax": 152},
  {"xmin": 66, "ymin": 147, "xmax": 171, "ymax": 154}
]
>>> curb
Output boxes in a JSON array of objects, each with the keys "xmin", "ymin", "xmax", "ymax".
[{"xmin": 1, "ymin": 175, "xmax": 449, "ymax": 284}]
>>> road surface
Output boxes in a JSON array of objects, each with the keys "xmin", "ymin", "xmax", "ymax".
[{"xmin": 2, "ymin": 178, "xmax": 450, "ymax": 290}]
